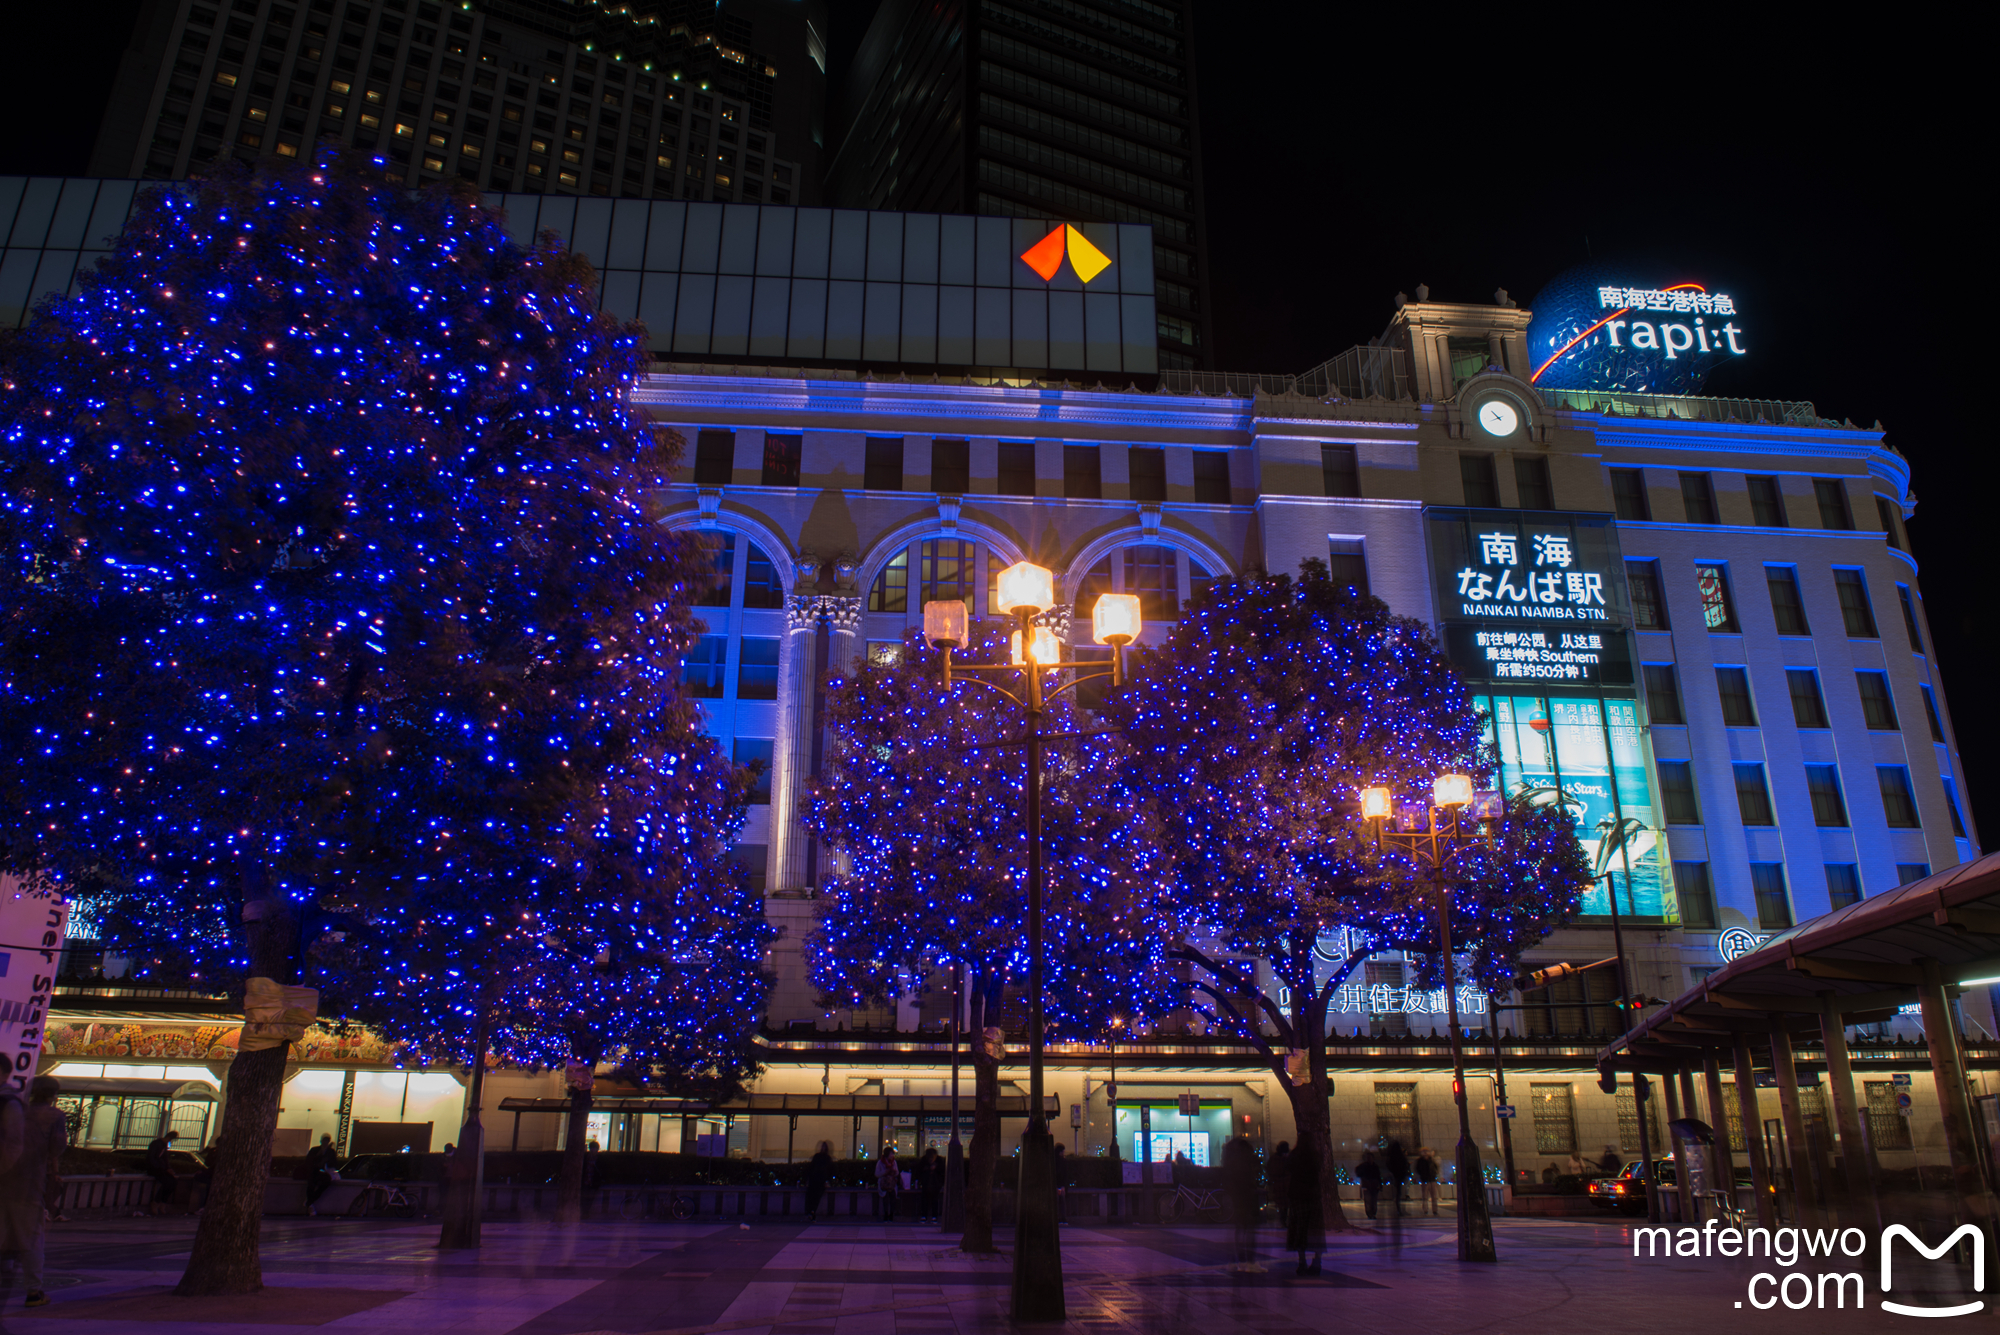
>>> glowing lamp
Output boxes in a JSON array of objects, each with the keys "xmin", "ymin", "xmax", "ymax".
[
  {"xmin": 1010, "ymin": 625, "xmax": 1062, "ymax": 666},
  {"xmin": 1433, "ymin": 773, "xmax": 1474, "ymax": 808},
  {"xmin": 923, "ymin": 599, "xmax": 968, "ymax": 647},
  {"xmin": 1091, "ymin": 593, "xmax": 1142, "ymax": 645},
  {"xmin": 1471, "ymin": 789, "xmax": 1505, "ymax": 822},
  {"xmin": 1360, "ymin": 786, "xmax": 1393, "ymax": 821},
  {"xmin": 995, "ymin": 560, "xmax": 1056, "ymax": 616}
]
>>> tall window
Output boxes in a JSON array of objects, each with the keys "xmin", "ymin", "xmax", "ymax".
[
  {"xmin": 931, "ymin": 438, "xmax": 969, "ymax": 494},
  {"xmin": 696, "ymin": 532, "xmax": 736, "ymax": 607},
  {"xmin": 693, "ymin": 428, "xmax": 734, "ymax": 485},
  {"xmin": 742, "ymin": 543, "xmax": 786, "ymax": 608},
  {"xmin": 761, "ymin": 433, "xmax": 802, "ymax": 487},
  {"xmin": 920, "ymin": 539, "xmax": 976, "ymax": 611},
  {"xmin": 1674, "ymin": 860, "xmax": 1716, "ymax": 929},
  {"xmin": 1609, "ymin": 468, "xmax": 1650, "ymax": 520},
  {"xmin": 1128, "ymin": 446, "xmax": 1166, "ymax": 502},
  {"xmin": 680, "ymin": 634, "xmax": 728, "ymax": 698},
  {"xmin": 864, "ymin": 437, "xmax": 904, "ymax": 491},
  {"xmin": 1856, "ymin": 672, "xmax": 1899, "ymax": 730},
  {"xmin": 1751, "ymin": 862, "xmax": 1792, "ymax": 929},
  {"xmin": 1877, "ymin": 766, "xmax": 1920, "ymax": 828},
  {"xmin": 1063, "ymin": 445, "xmax": 1102, "ymax": 499},
  {"xmin": 1715, "ymin": 667, "xmax": 1757, "ymax": 727},
  {"xmin": 1920, "ymin": 684, "xmax": 1946, "ymax": 742},
  {"xmin": 1072, "ymin": 555, "xmax": 1112, "ymax": 616},
  {"xmin": 1747, "ymin": 475, "xmax": 1788, "ymax": 527},
  {"xmin": 1191, "ymin": 451, "xmax": 1230, "ymax": 503},
  {"xmin": 1617, "ymin": 1087, "xmax": 1660, "ymax": 1155},
  {"xmin": 1875, "ymin": 495, "xmax": 1906, "ymax": 550},
  {"xmin": 1834, "ymin": 569, "xmax": 1877, "ymax": 637},
  {"xmin": 1897, "ymin": 585, "xmax": 1924, "ymax": 653},
  {"xmin": 868, "ymin": 549, "xmax": 909, "ymax": 612},
  {"xmin": 1679, "ymin": 471, "xmax": 1718, "ymax": 524},
  {"xmin": 997, "ymin": 442, "xmax": 1037, "ymax": 496},
  {"xmin": 1514, "ymin": 455, "xmax": 1553, "ymax": 509},
  {"xmin": 1627, "ymin": 561, "xmax": 1668, "ymax": 630},
  {"xmin": 1787, "ymin": 669, "xmax": 1829, "ymax": 728},
  {"xmin": 1123, "ymin": 545, "xmax": 1179, "ymax": 619},
  {"xmin": 1522, "ymin": 968, "xmax": 1620, "ymax": 1038},
  {"xmin": 1322, "ymin": 444, "xmax": 1361, "ymax": 498},
  {"xmin": 1642, "ymin": 664, "xmax": 1684, "ymax": 725},
  {"xmin": 1460, "ymin": 453, "xmax": 1499, "ymax": 507},
  {"xmin": 1826, "ymin": 863, "xmax": 1863, "ymax": 910},
  {"xmin": 1373, "ymin": 1082, "xmax": 1418, "ymax": 1147},
  {"xmin": 1814, "ymin": 478, "xmax": 1854, "ymax": 529},
  {"xmin": 1943, "ymin": 778, "xmax": 1968, "ymax": 838},
  {"xmin": 1734, "ymin": 763, "xmax": 1775, "ymax": 826},
  {"xmin": 1695, "ymin": 563, "xmax": 1738, "ymax": 632},
  {"xmin": 1658, "ymin": 761, "xmax": 1700, "ymax": 825},
  {"xmin": 1530, "ymin": 1084, "xmax": 1577, "ymax": 1154},
  {"xmin": 1327, "ymin": 538, "xmax": 1369, "ymax": 597},
  {"xmin": 1765, "ymin": 566, "xmax": 1809, "ymax": 635},
  {"xmin": 736, "ymin": 637, "xmax": 780, "ymax": 700},
  {"xmin": 732, "ymin": 737, "xmax": 774, "ymax": 804},
  {"xmin": 1805, "ymin": 765, "xmax": 1849, "ymax": 827},
  {"xmin": 1864, "ymin": 1082, "xmax": 1913, "ymax": 1150}
]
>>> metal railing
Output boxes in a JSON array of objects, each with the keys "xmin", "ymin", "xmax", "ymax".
[{"xmin": 1534, "ymin": 386, "xmax": 1826, "ymax": 427}]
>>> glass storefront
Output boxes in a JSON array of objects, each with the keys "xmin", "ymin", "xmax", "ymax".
[{"xmin": 1112, "ymin": 1101, "xmax": 1232, "ymax": 1166}]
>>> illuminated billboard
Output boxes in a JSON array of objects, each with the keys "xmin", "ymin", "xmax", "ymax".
[{"xmin": 1526, "ymin": 263, "xmax": 1747, "ymax": 395}]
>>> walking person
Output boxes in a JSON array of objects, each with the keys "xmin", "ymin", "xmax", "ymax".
[
  {"xmin": 1355, "ymin": 1149, "xmax": 1383, "ymax": 1220},
  {"xmin": 1383, "ymin": 1139, "xmax": 1409, "ymax": 1218},
  {"xmin": 1222, "ymin": 1136, "xmax": 1263, "ymax": 1272},
  {"xmin": 873, "ymin": 1145, "xmax": 901, "ymax": 1222},
  {"xmin": 805, "ymin": 1141, "xmax": 834, "ymax": 1222},
  {"xmin": 1, "ymin": 1075, "xmax": 68, "ymax": 1309},
  {"xmin": 1286, "ymin": 1138, "xmax": 1325, "ymax": 1275},
  {"xmin": 1051, "ymin": 1143, "xmax": 1069, "ymax": 1223},
  {"xmin": 1415, "ymin": 1148, "xmax": 1440, "ymax": 1216},
  {"xmin": 145, "ymin": 1129, "xmax": 182, "ymax": 1217},
  {"xmin": 303, "ymin": 1132, "xmax": 340, "ymax": 1217},
  {"xmin": 1267, "ymin": 1141, "xmax": 1292, "ymax": 1231},
  {"xmin": 917, "ymin": 1146, "xmax": 943, "ymax": 1223}
]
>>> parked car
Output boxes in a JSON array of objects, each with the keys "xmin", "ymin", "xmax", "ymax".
[{"xmin": 1588, "ymin": 1158, "xmax": 1755, "ymax": 1216}]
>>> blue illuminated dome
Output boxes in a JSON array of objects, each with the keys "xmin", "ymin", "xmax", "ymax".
[{"xmin": 1526, "ymin": 264, "xmax": 1746, "ymax": 396}]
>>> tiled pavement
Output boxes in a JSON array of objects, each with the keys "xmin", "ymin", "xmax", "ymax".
[{"xmin": 4, "ymin": 1208, "xmax": 1974, "ymax": 1333}]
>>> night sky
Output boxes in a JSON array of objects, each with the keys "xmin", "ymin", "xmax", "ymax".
[{"xmin": 7, "ymin": 5, "xmax": 1988, "ymax": 846}]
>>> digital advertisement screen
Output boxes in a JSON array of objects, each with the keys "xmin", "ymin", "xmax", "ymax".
[{"xmin": 1525, "ymin": 263, "xmax": 1748, "ymax": 396}]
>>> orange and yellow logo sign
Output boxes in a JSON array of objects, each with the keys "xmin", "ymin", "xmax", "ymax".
[{"xmin": 1020, "ymin": 224, "xmax": 1112, "ymax": 283}]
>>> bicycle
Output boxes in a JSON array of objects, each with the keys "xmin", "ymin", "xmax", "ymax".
[
  {"xmin": 1158, "ymin": 1182, "xmax": 1223, "ymax": 1222},
  {"xmin": 344, "ymin": 1182, "xmax": 419, "ymax": 1220}
]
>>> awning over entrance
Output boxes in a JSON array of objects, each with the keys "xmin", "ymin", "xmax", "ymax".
[
  {"xmin": 497, "ymin": 1092, "xmax": 1059, "ymax": 1117},
  {"xmin": 48, "ymin": 1077, "xmax": 220, "ymax": 1101}
]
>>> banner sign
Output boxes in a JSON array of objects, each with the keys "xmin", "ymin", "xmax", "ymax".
[
  {"xmin": 1526, "ymin": 264, "xmax": 1749, "ymax": 395},
  {"xmin": 0, "ymin": 874, "xmax": 70, "ymax": 1096}
]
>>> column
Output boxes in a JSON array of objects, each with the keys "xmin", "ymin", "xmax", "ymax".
[
  {"xmin": 767, "ymin": 595, "xmax": 821, "ymax": 896},
  {"xmin": 1702, "ymin": 1050, "xmax": 1739, "ymax": 1220},
  {"xmin": 1768, "ymin": 1028, "xmax": 1822, "ymax": 1228},
  {"xmin": 1663, "ymin": 1075, "xmax": 1684, "ymax": 1222},
  {"xmin": 1819, "ymin": 995, "xmax": 1881, "ymax": 1230},
  {"xmin": 823, "ymin": 595, "xmax": 864, "ymax": 679},
  {"xmin": 1732, "ymin": 1035, "xmax": 1777, "ymax": 1228},
  {"xmin": 1918, "ymin": 959, "xmax": 1999, "ymax": 1233}
]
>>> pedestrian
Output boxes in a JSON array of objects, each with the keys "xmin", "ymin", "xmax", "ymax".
[
  {"xmin": 1222, "ymin": 1136, "xmax": 1262, "ymax": 1271},
  {"xmin": 1384, "ymin": 1139, "xmax": 1409, "ymax": 1216},
  {"xmin": 0, "ymin": 1075, "xmax": 67, "ymax": 1309},
  {"xmin": 874, "ymin": 1144, "xmax": 901, "ymax": 1222},
  {"xmin": 805, "ymin": 1141, "xmax": 833, "ymax": 1221},
  {"xmin": 1267, "ymin": 1142, "xmax": 1292, "ymax": 1230},
  {"xmin": 916, "ymin": 1145, "xmax": 943, "ymax": 1222},
  {"xmin": 1541, "ymin": 1162, "xmax": 1559, "ymax": 1184},
  {"xmin": 1355, "ymin": 1149, "xmax": 1383, "ymax": 1219},
  {"xmin": 30, "ymin": 1077, "xmax": 66, "ymax": 1228},
  {"xmin": 1566, "ymin": 1150, "xmax": 1587, "ymax": 1177},
  {"xmin": 303, "ymin": 1132, "xmax": 340, "ymax": 1216},
  {"xmin": 1286, "ymin": 1138, "xmax": 1324, "ymax": 1275},
  {"xmin": 1598, "ymin": 1145, "xmax": 1621, "ymax": 1175},
  {"xmin": 1414, "ymin": 1147, "xmax": 1439, "ymax": 1216},
  {"xmin": 584, "ymin": 1138, "xmax": 600, "ymax": 1191},
  {"xmin": 1051, "ymin": 1143, "xmax": 1069, "ymax": 1222},
  {"xmin": 145, "ymin": 1129, "xmax": 181, "ymax": 1217}
]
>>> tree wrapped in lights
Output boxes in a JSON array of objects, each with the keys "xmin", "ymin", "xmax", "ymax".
[
  {"xmin": 0, "ymin": 150, "xmax": 764, "ymax": 1285},
  {"xmin": 804, "ymin": 626, "xmax": 1184, "ymax": 1251},
  {"xmin": 1108, "ymin": 560, "xmax": 1589, "ymax": 1227}
]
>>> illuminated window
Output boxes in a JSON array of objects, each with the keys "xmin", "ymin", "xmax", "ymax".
[
  {"xmin": 422, "ymin": 155, "xmax": 444, "ymax": 172},
  {"xmin": 394, "ymin": 120, "xmax": 415, "ymax": 137},
  {"xmin": 330, "ymin": 79, "xmax": 353, "ymax": 95},
  {"xmin": 1072, "ymin": 556, "xmax": 1111, "ymax": 616},
  {"xmin": 737, "ymin": 638, "xmax": 779, "ymax": 700},
  {"xmin": 246, "ymin": 106, "xmax": 268, "ymax": 122},
  {"xmin": 695, "ymin": 533, "xmax": 735, "ymax": 608},
  {"xmin": 433, "ymin": 108, "xmax": 453, "ymax": 124},
  {"xmin": 558, "ymin": 170, "xmax": 579, "ymax": 186},
  {"xmin": 562, "ymin": 147, "xmax": 582, "ymax": 164},
  {"xmin": 1694, "ymin": 563, "xmax": 1737, "ymax": 632},
  {"xmin": 427, "ymin": 131, "xmax": 447, "ymax": 148},
  {"xmin": 742, "ymin": 543, "xmax": 786, "ymax": 609},
  {"xmin": 920, "ymin": 539, "xmax": 975, "ymax": 610},
  {"xmin": 326, "ymin": 102, "xmax": 345, "ymax": 118},
  {"xmin": 460, "ymin": 143, "xmax": 479, "ymax": 159},
  {"xmin": 1123, "ymin": 545, "xmax": 1178, "ymax": 620},
  {"xmin": 868, "ymin": 550, "xmax": 908, "ymax": 613},
  {"xmin": 680, "ymin": 635, "xmax": 727, "ymax": 698},
  {"xmin": 359, "ymin": 113, "xmax": 380, "ymax": 128},
  {"xmin": 1373, "ymin": 1081, "xmax": 1417, "ymax": 1145},
  {"xmin": 1530, "ymin": 1083, "xmax": 1576, "ymax": 1155}
]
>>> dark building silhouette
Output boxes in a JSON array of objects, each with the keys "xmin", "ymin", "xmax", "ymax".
[{"xmin": 825, "ymin": 0, "xmax": 1209, "ymax": 369}]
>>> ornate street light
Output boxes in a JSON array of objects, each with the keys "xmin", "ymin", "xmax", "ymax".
[
  {"xmin": 1360, "ymin": 776, "xmax": 1504, "ymax": 1263},
  {"xmin": 924, "ymin": 560, "xmax": 1138, "ymax": 1323}
]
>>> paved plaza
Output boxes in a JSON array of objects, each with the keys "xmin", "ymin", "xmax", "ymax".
[{"xmin": 6, "ymin": 1208, "xmax": 1976, "ymax": 1334}]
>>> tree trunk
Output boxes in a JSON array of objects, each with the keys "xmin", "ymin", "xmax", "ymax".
[
  {"xmin": 555, "ymin": 1086, "xmax": 593, "ymax": 1224},
  {"xmin": 177, "ymin": 896, "xmax": 296, "ymax": 1295},
  {"xmin": 1291, "ymin": 993, "xmax": 1354, "ymax": 1232},
  {"xmin": 961, "ymin": 982, "xmax": 1000, "ymax": 1253}
]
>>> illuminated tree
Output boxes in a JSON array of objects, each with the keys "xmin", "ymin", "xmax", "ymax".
[
  {"xmin": 0, "ymin": 150, "xmax": 762, "ymax": 1284},
  {"xmin": 1109, "ymin": 561, "xmax": 1590, "ymax": 1225},
  {"xmin": 803, "ymin": 626, "xmax": 1184, "ymax": 1251}
]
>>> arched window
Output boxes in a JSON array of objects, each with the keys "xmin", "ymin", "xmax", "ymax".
[
  {"xmin": 869, "ymin": 550, "xmax": 909, "ymax": 612},
  {"xmin": 864, "ymin": 536, "xmax": 1009, "ymax": 657},
  {"xmin": 1068, "ymin": 545, "xmax": 1221, "ymax": 637}
]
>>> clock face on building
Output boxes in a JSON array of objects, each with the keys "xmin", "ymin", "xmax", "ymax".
[{"xmin": 1478, "ymin": 401, "xmax": 1520, "ymax": 437}]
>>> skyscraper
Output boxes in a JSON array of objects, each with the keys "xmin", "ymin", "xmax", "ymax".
[
  {"xmin": 88, "ymin": 0, "xmax": 827, "ymax": 206},
  {"xmin": 825, "ymin": 0, "xmax": 1210, "ymax": 369}
]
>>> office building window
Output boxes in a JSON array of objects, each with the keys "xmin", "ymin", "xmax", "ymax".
[
  {"xmin": 920, "ymin": 539, "xmax": 976, "ymax": 611},
  {"xmin": 1521, "ymin": 968, "xmax": 1621, "ymax": 1039},
  {"xmin": 1610, "ymin": 468, "xmax": 1650, "ymax": 521},
  {"xmin": 742, "ymin": 543, "xmax": 786, "ymax": 609},
  {"xmin": 1826, "ymin": 863, "xmax": 1863, "ymax": 910},
  {"xmin": 1627, "ymin": 561, "xmax": 1668, "ymax": 630},
  {"xmin": 1056, "ymin": 445, "xmax": 1101, "ymax": 500},
  {"xmin": 1864, "ymin": 1082, "xmax": 1913, "ymax": 1150},
  {"xmin": 864, "ymin": 437, "xmax": 903, "ymax": 491},
  {"xmin": 1642, "ymin": 664, "xmax": 1684, "ymax": 725},
  {"xmin": 1875, "ymin": 495, "xmax": 1905, "ymax": 550},
  {"xmin": 680, "ymin": 634, "xmax": 728, "ymax": 698},
  {"xmin": 1514, "ymin": 455, "xmax": 1553, "ymax": 509},
  {"xmin": 1374, "ymin": 1082, "xmax": 1418, "ymax": 1147},
  {"xmin": 1192, "ymin": 451, "xmax": 1231, "ymax": 503},
  {"xmin": 696, "ymin": 532, "xmax": 736, "ymax": 607},
  {"xmin": 868, "ymin": 549, "xmax": 908, "ymax": 613},
  {"xmin": 1658, "ymin": 760, "xmax": 1700, "ymax": 825},
  {"xmin": 1856, "ymin": 672, "xmax": 1899, "ymax": 730},
  {"xmin": 1747, "ymin": 475, "xmax": 1788, "ymax": 527},
  {"xmin": 930, "ymin": 438, "xmax": 969, "ymax": 494},
  {"xmin": 1128, "ymin": 446, "xmax": 1166, "ymax": 502},
  {"xmin": 997, "ymin": 442, "xmax": 1037, "ymax": 496},
  {"xmin": 1530, "ymin": 1083, "xmax": 1577, "ymax": 1154},
  {"xmin": 1805, "ymin": 765, "xmax": 1849, "ymax": 827},
  {"xmin": 1695, "ymin": 563, "xmax": 1739, "ymax": 632},
  {"xmin": 1765, "ymin": 566, "xmax": 1810, "ymax": 635},
  {"xmin": 1787, "ymin": 669, "xmax": 1829, "ymax": 728},
  {"xmin": 1897, "ymin": 585, "xmax": 1924, "ymax": 653},
  {"xmin": 1674, "ymin": 860, "xmax": 1716, "ymax": 929},
  {"xmin": 1897, "ymin": 863, "xmax": 1931, "ymax": 885},
  {"xmin": 1679, "ymin": 471, "xmax": 1719, "ymax": 524},
  {"xmin": 1327, "ymin": 539, "xmax": 1369, "ymax": 597},
  {"xmin": 1715, "ymin": 667, "xmax": 1757, "ymax": 726},
  {"xmin": 1920, "ymin": 683, "xmax": 1946, "ymax": 741},
  {"xmin": 732, "ymin": 737, "xmax": 774, "ymax": 804},
  {"xmin": 1942, "ymin": 778, "xmax": 1968, "ymax": 838},
  {"xmin": 1322, "ymin": 444, "xmax": 1361, "ymax": 498},
  {"xmin": 1124, "ymin": 545, "xmax": 1180, "ymax": 620},
  {"xmin": 1814, "ymin": 478, "xmax": 1854, "ymax": 529},
  {"xmin": 1734, "ymin": 763, "xmax": 1775, "ymax": 825},
  {"xmin": 1877, "ymin": 766, "xmax": 1921, "ymax": 828},
  {"xmin": 1751, "ymin": 862, "xmax": 1792, "ymax": 929},
  {"xmin": 693, "ymin": 427, "xmax": 734, "ymax": 485},
  {"xmin": 761, "ymin": 432, "xmax": 801, "ymax": 487},
  {"xmin": 736, "ymin": 636, "xmax": 780, "ymax": 700},
  {"xmin": 1617, "ymin": 1086, "xmax": 1661, "ymax": 1155},
  {"xmin": 1460, "ymin": 452, "xmax": 1500, "ymax": 507},
  {"xmin": 1831, "ymin": 568, "xmax": 1877, "ymax": 638}
]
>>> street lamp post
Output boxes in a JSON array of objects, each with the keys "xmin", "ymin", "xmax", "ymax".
[
  {"xmin": 923, "ymin": 565, "xmax": 1140, "ymax": 1325},
  {"xmin": 1360, "ymin": 777, "xmax": 1502, "ymax": 1263}
]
